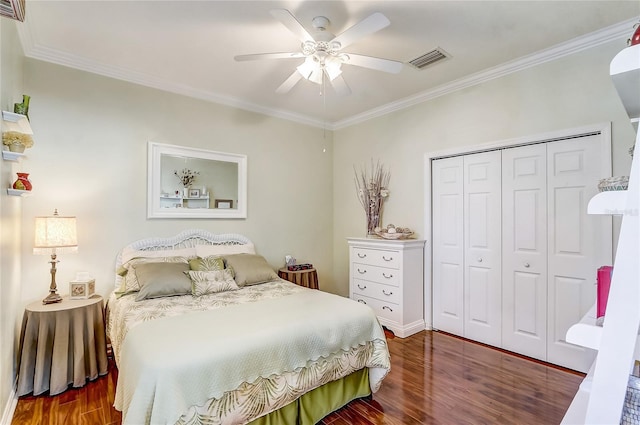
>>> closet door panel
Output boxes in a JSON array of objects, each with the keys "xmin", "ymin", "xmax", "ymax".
[
  {"xmin": 464, "ymin": 151, "xmax": 502, "ymax": 346},
  {"xmin": 502, "ymin": 144, "xmax": 547, "ymax": 360},
  {"xmin": 547, "ymin": 136, "xmax": 601, "ymax": 372},
  {"xmin": 432, "ymin": 157, "xmax": 464, "ymax": 335}
]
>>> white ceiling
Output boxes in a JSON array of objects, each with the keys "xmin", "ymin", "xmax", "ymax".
[{"xmin": 15, "ymin": 1, "xmax": 640, "ymax": 129}]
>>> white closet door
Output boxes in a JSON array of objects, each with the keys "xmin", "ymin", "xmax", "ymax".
[
  {"xmin": 501, "ymin": 144, "xmax": 548, "ymax": 360},
  {"xmin": 432, "ymin": 156, "xmax": 464, "ymax": 336},
  {"xmin": 546, "ymin": 136, "xmax": 601, "ymax": 372},
  {"xmin": 464, "ymin": 151, "xmax": 502, "ymax": 346}
]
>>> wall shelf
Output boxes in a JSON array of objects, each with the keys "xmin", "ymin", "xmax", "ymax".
[
  {"xmin": 2, "ymin": 150, "xmax": 25, "ymax": 161},
  {"xmin": 587, "ymin": 190, "xmax": 628, "ymax": 215},
  {"xmin": 566, "ymin": 304, "xmax": 602, "ymax": 350},
  {"xmin": 610, "ymin": 43, "xmax": 640, "ymax": 124},
  {"xmin": 7, "ymin": 188, "xmax": 31, "ymax": 197}
]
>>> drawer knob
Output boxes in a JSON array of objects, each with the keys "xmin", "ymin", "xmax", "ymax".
[
  {"xmin": 382, "ymin": 305, "xmax": 393, "ymax": 312},
  {"xmin": 382, "ymin": 256, "xmax": 393, "ymax": 261},
  {"xmin": 357, "ymin": 299, "xmax": 367, "ymax": 304},
  {"xmin": 382, "ymin": 273, "xmax": 393, "ymax": 279},
  {"xmin": 357, "ymin": 253, "xmax": 367, "ymax": 258},
  {"xmin": 357, "ymin": 269, "xmax": 367, "ymax": 274},
  {"xmin": 382, "ymin": 289, "xmax": 393, "ymax": 296},
  {"xmin": 357, "ymin": 284, "xmax": 367, "ymax": 290}
]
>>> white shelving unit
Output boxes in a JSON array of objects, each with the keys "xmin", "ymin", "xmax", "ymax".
[
  {"xmin": 6, "ymin": 188, "xmax": 31, "ymax": 197},
  {"xmin": 2, "ymin": 150, "xmax": 25, "ymax": 161},
  {"xmin": 160, "ymin": 195, "xmax": 210, "ymax": 209},
  {"xmin": 562, "ymin": 43, "xmax": 640, "ymax": 424}
]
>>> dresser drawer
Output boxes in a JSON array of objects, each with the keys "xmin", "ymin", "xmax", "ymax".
[
  {"xmin": 352, "ymin": 247, "xmax": 399, "ymax": 269},
  {"xmin": 351, "ymin": 263, "xmax": 400, "ymax": 287},
  {"xmin": 352, "ymin": 279, "xmax": 400, "ymax": 304},
  {"xmin": 352, "ymin": 294, "xmax": 400, "ymax": 323}
]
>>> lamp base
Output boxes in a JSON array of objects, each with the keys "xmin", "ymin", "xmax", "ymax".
[{"xmin": 42, "ymin": 291, "xmax": 62, "ymax": 305}]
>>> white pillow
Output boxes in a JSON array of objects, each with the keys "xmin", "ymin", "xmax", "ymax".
[
  {"xmin": 195, "ymin": 243, "xmax": 255, "ymax": 257},
  {"xmin": 121, "ymin": 246, "xmax": 197, "ymax": 264}
]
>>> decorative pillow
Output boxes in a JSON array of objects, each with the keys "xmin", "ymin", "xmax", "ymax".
[
  {"xmin": 187, "ymin": 269, "xmax": 239, "ymax": 296},
  {"xmin": 188, "ymin": 255, "xmax": 225, "ymax": 272},
  {"xmin": 116, "ymin": 256, "xmax": 191, "ymax": 296},
  {"xmin": 133, "ymin": 262, "xmax": 192, "ymax": 301},
  {"xmin": 120, "ymin": 246, "xmax": 197, "ymax": 264},
  {"xmin": 223, "ymin": 254, "xmax": 279, "ymax": 287},
  {"xmin": 195, "ymin": 243, "xmax": 255, "ymax": 258}
]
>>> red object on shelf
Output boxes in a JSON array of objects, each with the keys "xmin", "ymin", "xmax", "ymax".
[
  {"xmin": 597, "ymin": 266, "xmax": 613, "ymax": 319},
  {"xmin": 12, "ymin": 172, "xmax": 32, "ymax": 191},
  {"xmin": 630, "ymin": 23, "xmax": 640, "ymax": 46}
]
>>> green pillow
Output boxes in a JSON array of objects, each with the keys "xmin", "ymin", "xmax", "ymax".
[
  {"xmin": 189, "ymin": 256, "xmax": 225, "ymax": 272},
  {"xmin": 223, "ymin": 254, "xmax": 279, "ymax": 287},
  {"xmin": 133, "ymin": 262, "xmax": 192, "ymax": 301}
]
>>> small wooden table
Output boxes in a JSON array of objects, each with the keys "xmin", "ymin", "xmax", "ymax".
[
  {"xmin": 17, "ymin": 295, "xmax": 108, "ymax": 396},
  {"xmin": 278, "ymin": 267, "xmax": 319, "ymax": 290}
]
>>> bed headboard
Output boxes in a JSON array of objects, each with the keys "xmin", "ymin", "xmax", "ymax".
[{"xmin": 114, "ymin": 229, "xmax": 252, "ymax": 288}]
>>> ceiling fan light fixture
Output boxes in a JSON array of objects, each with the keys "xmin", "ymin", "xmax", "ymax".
[{"xmin": 324, "ymin": 57, "xmax": 343, "ymax": 81}]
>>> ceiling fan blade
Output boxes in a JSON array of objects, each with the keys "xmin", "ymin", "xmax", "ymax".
[
  {"xmin": 331, "ymin": 12, "xmax": 390, "ymax": 49},
  {"xmin": 329, "ymin": 74, "xmax": 351, "ymax": 96},
  {"xmin": 234, "ymin": 52, "xmax": 304, "ymax": 62},
  {"xmin": 270, "ymin": 9, "xmax": 314, "ymax": 43},
  {"xmin": 344, "ymin": 53, "xmax": 403, "ymax": 74},
  {"xmin": 276, "ymin": 71, "xmax": 303, "ymax": 94}
]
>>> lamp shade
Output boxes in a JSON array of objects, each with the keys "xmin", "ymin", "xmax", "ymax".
[{"xmin": 34, "ymin": 210, "xmax": 78, "ymax": 254}]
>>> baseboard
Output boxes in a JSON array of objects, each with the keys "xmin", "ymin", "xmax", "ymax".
[{"xmin": 0, "ymin": 380, "xmax": 18, "ymax": 425}]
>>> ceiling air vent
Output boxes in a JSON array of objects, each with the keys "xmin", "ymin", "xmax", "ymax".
[{"xmin": 408, "ymin": 48, "xmax": 449, "ymax": 70}]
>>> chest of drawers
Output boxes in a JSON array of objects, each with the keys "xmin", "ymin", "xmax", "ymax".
[{"xmin": 347, "ymin": 237, "xmax": 426, "ymax": 338}]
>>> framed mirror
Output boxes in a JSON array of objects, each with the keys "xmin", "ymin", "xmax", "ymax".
[{"xmin": 147, "ymin": 142, "xmax": 247, "ymax": 219}]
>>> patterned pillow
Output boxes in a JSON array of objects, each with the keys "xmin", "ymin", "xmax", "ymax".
[
  {"xmin": 116, "ymin": 256, "xmax": 191, "ymax": 296},
  {"xmin": 187, "ymin": 269, "xmax": 239, "ymax": 296},
  {"xmin": 188, "ymin": 256, "xmax": 225, "ymax": 272}
]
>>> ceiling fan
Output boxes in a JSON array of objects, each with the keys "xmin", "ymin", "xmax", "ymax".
[{"xmin": 234, "ymin": 9, "xmax": 403, "ymax": 96}]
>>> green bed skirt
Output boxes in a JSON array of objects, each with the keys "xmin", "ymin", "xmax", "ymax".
[{"xmin": 248, "ymin": 368, "xmax": 371, "ymax": 425}]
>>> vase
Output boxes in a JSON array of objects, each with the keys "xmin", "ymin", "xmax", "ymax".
[
  {"xmin": 12, "ymin": 173, "xmax": 32, "ymax": 191},
  {"xmin": 13, "ymin": 94, "xmax": 30, "ymax": 118},
  {"xmin": 7, "ymin": 141, "xmax": 25, "ymax": 153},
  {"xmin": 631, "ymin": 23, "xmax": 640, "ymax": 46},
  {"xmin": 183, "ymin": 187, "xmax": 189, "ymax": 198}
]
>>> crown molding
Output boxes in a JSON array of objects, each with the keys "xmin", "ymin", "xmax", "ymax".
[
  {"xmin": 333, "ymin": 17, "xmax": 638, "ymax": 130},
  {"xmin": 16, "ymin": 15, "xmax": 638, "ymax": 131}
]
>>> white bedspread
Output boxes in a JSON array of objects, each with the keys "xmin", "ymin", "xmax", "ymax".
[{"xmin": 113, "ymin": 287, "xmax": 390, "ymax": 425}]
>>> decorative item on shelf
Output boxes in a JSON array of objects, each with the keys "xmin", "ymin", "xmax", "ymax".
[
  {"xmin": 69, "ymin": 271, "xmax": 95, "ymax": 300},
  {"xmin": 13, "ymin": 94, "xmax": 30, "ymax": 118},
  {"xmin": 285, "ymin": 255, "xmax": 296, "ymax": 267},
  {"xmin": 12, "ymin": 172, "xmax": 32, "ymax": 191},
  {"xmin": 34, "ymin": 209, "xmax": 78, "ymax": 304},
  {"xmin": 628, "ymin": 21, "xmax": 640, "ymax": 46},
  {"xmin": 597, "ymin": 176, "xmax": 629, "ymax": 192},
  {"xmin": 2, "ymin": 110, "xmax": 33, "ymax": 153},
  {"xmin": 374, "ymin": 224, "xmax": 414, "ymax": 240},
  {"xmin": 175, "ymin": 168, "xmax": 199, "ymax": 189},
  {"xmin": 354, "ymin": 159, "xmax": 390, "ymax": 236}
]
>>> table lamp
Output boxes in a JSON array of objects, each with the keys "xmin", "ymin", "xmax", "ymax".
[{"xmin": 34, "ymin": 209, "xmax": 77, "ymax": 304}]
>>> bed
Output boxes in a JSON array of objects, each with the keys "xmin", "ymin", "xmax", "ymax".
[{"xmin": 106, "ymin": 229, "xmax": 390, "ymax": 425}]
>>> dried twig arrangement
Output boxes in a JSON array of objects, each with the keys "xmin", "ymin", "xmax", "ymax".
[{"xmin": 354, "ymin": 160, "xmax": 390, "ymax": 235}]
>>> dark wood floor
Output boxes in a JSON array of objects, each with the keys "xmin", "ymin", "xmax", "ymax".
[{"xmin": 11, "ymin": 330, "xmax": 583, "ymax": 425}]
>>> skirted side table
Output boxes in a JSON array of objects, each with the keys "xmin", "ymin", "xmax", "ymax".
[
  {"xmin": 278, "ymin": 267, "xmax": 319, "ymax": 289},
  {"xmin": 17, "ymin": 295, "xmax": 108, "ymax": 396}
]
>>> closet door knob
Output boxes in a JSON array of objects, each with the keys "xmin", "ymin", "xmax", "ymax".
[
  {"xmin": 477, "ymin": 257, "xmax": 483, "ymax": 263},
  {"xmin": 524, "ymin": 263, "xmax": 530, "ymax": 268}
]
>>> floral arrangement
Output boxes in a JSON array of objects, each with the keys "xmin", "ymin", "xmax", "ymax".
[
  {"xmin": 2, "ymin": 131, "xmax": 34, "ymax": 148},
  {"xmin": 354, "ymin": 160, "xmax": 390, "ymax": 235},
  {"xmin": 175, "ymin": 168, "xmax": 199, "ymax": 187}
]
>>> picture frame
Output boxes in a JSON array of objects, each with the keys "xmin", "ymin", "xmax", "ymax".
[
  {"xmin": 188, "ymin": 188, "xmax": 200, "ymax": 198},
  {"xmin": 215, "ymin": 199, "xmax": 233, "ymax": 209}
]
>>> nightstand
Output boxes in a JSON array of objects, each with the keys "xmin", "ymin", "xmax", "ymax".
[
  {"xmin": 278, "ymin": 267, "xmax": 319, "ymax": 289},
  {"xmin": 16, "ymin": 295, "xmax": 108, "ymax": 396}
]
